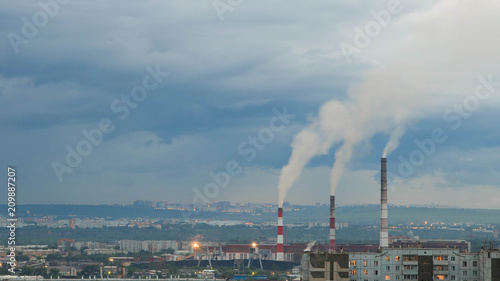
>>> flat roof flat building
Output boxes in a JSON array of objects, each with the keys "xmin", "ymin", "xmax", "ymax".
[{"xmin": 302, "ymin": 248, "xmax": 500, "ymax": 281}]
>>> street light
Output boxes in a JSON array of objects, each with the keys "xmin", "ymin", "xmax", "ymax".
[
  {"xmin": 193, "ymin": 243, "xmax": 200, "ymax": 260},
  {"xmin": 251, "ymin": 243, "xmax": 257, "ymax": 248}
]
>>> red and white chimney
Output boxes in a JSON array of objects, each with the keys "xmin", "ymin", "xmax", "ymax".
[
  {"xmin": 277, "ymin": 207, "xmax": 284, "ymax": 261},
  {"xmin": 380, "ymin": 158, "xmax": 389, "ymax": 248},
  {"xmin": 329, "ymin": 195, "xmax": 336, "ymax": 251}
]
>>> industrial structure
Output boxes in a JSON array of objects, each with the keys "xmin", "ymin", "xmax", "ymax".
[
  {"xmin": 298, "ymin": 158, "xmax": 500, "ymax": 281},
  {"xmin": 330, "ymin": 196, "xmax": 336, "ymax": 252},
  {"xmin": 380, "ymin": 157, "xmax": 389, "ymax": 248},
  {"xmin": 277, "ymin": 207, "xmax": 285, "ymax": 261},
  {"xmin": 142, "ymin": 157, "xmax": 500, "ymax": 280}
]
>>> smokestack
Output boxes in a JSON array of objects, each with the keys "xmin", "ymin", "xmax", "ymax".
[
  {"xmin": 277, "ymin": 207, "xmax": 284, "ymax": 261},
  {"xmin": 329, "ymin": 196, "xmax": 336, "ymax": 251},
  {"xmin": 380, "ymin": 158, "xmax": 389, "ymax": 248}
]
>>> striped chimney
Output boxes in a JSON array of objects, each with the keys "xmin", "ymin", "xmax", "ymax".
[
  {"xmin": 277, "ymin": 207, "xmax": 284, "ymax": 261},
  {"xmin": 329, "ymin": 195, "xmax": 336, "ymax": 251},
  {"xmin": 380, "ymin": 158, "xmax": 389, "ymax": 248}
]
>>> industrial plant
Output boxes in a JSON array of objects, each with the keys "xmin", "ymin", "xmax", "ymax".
[
  {"xmin": 186, "ymin": 158, "xmax": 500, "ymax": 280},
  {"xmin": 299, "ymin": 158, "xmax": 500, "ymax": 281}
]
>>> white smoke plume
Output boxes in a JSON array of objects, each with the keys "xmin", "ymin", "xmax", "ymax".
[
  {"xmin": 304, "ymin": 240, "xmax": 317, "ymax": 252},
  {"xmin": 277, "ymin": 0, "xmax": 500, "ymax": 205},
  {"xmin": 382, "ymin": 125, "xmax": 406, "ymax": 158}
]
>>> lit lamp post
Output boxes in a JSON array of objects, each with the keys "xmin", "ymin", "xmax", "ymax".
[
  {"xmin": 248, "ymin": 242, "xmax": 263, "ymax": 270},
  {"xmin": 251, "ymin": 242, "xmax": 259, "ymax": 255},
  {"xmin": 193, "ymin": 243, "xmax": 200, "ymax": 260}
]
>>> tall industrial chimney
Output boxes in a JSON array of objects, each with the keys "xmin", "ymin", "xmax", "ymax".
[
  {"xmin": 277, "ymin": 207, "xmax": 284, "ymax": 261},
  {"xmin": 380, "ymin": 158, "xmax": 389, "ymax": 248},
  {"xmin": 329, "ymin": 195, "xmax": 336, "ymax": 251}
]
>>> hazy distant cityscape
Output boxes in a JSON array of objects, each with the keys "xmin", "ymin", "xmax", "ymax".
[{"xmin": 1, "ymin": 200, "xmax": 499, "ymax": 279}]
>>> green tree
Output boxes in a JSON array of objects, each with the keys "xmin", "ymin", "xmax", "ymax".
[
  {"xmin": 0, "ymin": 263, "xmax": 10, "ymax": 274},
  {"xmin": 16, "ymin": 255, "xmax": 30, "ymax": 262},
  {"xmin": 19, "ymin": 266, "xmax": 34, "ymax": 276},
  {"xmin": 166, "ymin": 263, "xmax": 178, "ymax": 275},
  {"xmin": 126, "ymin": 267, "xmax": 140, "ymax": 277},
  {"xmin": 46, "ymin": 253, "xmax": 63, "ymax": 261},
  {"xmin": 220, "ymin": 268, "xmax": 235, "ymax": 279},
  {"xmin": 80, "ymin": 246, "xmax": 89, "ymax": 255},
  {"xmin": 34, "ymin": 267, "xmax": 48, "ymax": 278},
  {"xmin": 80, "ymin": 265, "xmax": 100, "ymax": 277},
  {"xmin": 134, "ymin": 250, "xmax": 153, "ymax": 260},
  {"xmin": 49, "ymin": 268, "xmax": 60, "ymax": 278}
]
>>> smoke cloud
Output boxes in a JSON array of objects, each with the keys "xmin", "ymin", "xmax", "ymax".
[
  {"xmin": 382, "ymin": 125, "xmax": 405, "ymax": 158},
  {"xmin": 277, "ymin": 0, "xmax": 500, "ymax": 204},
  {"xmin": 304, "ymin": 240, "xmax": 317, "ymax": 252}
]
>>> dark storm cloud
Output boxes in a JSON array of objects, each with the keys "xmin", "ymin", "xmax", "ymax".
[{"xmin": 1, "ymin": 0, "xmax": 499, "ymax": 207}]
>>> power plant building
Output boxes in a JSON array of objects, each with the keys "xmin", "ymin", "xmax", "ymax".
[{"xmin": 297, "ymin": 158, "xmax": 500, "ymax": 281}]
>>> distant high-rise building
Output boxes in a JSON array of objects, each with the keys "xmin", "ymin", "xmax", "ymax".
[
  {"xmin": 69, "ymin": 218, "xmax": 76, "ymax": 229},
  {"xmin": 133, "ymin": 200, "xmax": 154, "ymax": 207},
  {"xmin": 215, "ymin": 201, "xmax": 230, "ymax": 210}
]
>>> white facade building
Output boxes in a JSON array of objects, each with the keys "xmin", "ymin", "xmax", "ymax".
[{"xmin": 119, "ymin": 240, "xmax": 181, "ymax": 253}]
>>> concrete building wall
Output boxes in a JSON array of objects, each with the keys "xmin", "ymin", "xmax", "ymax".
[
  {"xmin": 303, "ymin": 249, "xmax": 499, "ymax": 281},
  {"xmin": 303, "ymin": 253, "xmax": 349, "ymax": 281},
  {"xmin": 479, "ymin": 250, "xmax": 500, "ymax": 281},
  {"xmin": 119, "ymin": 240, "xmax": 181, "ymax": 253},
  {"xmin": 119, "ymin": 240, "xmax": 142, "ymax": 253}
]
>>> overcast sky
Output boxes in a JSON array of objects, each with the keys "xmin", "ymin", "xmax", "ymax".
[{"xmin": 1, "ymin": 0, "xmax": 499, "ymax": 208}]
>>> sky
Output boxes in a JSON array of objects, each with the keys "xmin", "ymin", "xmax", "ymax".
[{"xmin": 1, "ymin": 0, "xmax": 499, "ymax": 208}]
